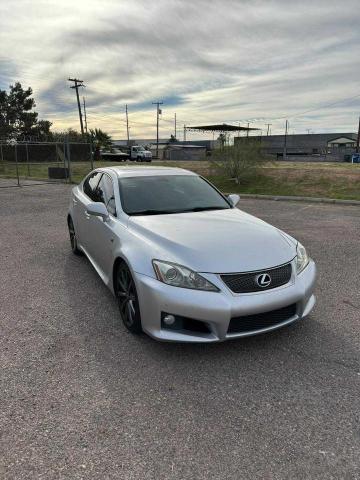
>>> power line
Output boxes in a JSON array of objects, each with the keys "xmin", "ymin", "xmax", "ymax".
[
  {"xmin": 233, "ymin": 91, "xmax": 360, "ymax": 126},
  {"xmin": 282, "ymin": 92, "xmax": 360, "ymax": 120},
  {"xmin": 68, "ymin": 78, "xmax": 85, "ymax": 136}
]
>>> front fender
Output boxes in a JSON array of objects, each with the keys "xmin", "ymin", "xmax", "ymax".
[{"xmin": 109, "ymin": 226, "xmax": 157, "ymax": 295}]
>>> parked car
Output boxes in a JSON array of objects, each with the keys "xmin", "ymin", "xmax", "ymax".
[{"xmin": 67, "ymin": 166, "xmax": 316, "ymax": 343}]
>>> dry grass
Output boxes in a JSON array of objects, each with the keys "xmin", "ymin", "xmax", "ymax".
[
  {"xmin": 159, "ymin": 160, "xmax": 360, "ymax": 200},
  {"xmin": 1, "ymin": 159, "xmax": 359, "ymax": 200}
]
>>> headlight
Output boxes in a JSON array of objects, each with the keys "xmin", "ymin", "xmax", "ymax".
[
  {"xmin": 152, "ymin": 260, "xmax": 219, "ymax": 292},
  {"xmin": 296, "ymin": 242, "xmax": 309, "ymax": 274}
]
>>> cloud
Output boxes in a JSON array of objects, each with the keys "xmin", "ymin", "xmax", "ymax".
[{"xmin": 0, "ymin": 0, "xmax": 359, "ymax": 138}]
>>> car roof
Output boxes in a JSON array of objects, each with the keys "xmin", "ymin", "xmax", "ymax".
[{"xmin": 103, "ymin": 166, "xmax": 198, "ymax": 178}]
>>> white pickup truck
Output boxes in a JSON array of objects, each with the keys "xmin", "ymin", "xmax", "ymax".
[{"xmin": 101, "ymin": 145, "xmax": 152, "ymax": 162}]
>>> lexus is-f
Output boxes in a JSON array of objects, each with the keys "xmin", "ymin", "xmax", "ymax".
[{"xmin": 67, "ymin": 166, "xmax": 316, "ymax": 342}]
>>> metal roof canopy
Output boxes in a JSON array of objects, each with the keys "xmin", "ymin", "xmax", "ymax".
[{"xmin": 186, "ymin": 123, "xmax": 260, "ymax": 133}]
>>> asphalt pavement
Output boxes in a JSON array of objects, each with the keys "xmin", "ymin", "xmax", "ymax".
[{"xmin": 0, "ymin": 184, "xmax": 359, "ymax": 479}]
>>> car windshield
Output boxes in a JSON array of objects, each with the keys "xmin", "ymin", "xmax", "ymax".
[
  {"xmin": 134, "ymin": 146, "xmax": 145, "ymax": 151},
  {"xmin": 118, "ymin": 175, "xmax": 231, "ymax": 215}
]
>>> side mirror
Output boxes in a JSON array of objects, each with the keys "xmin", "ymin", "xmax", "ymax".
[
  {"xmin": 228, "ymin": 194, "xmax": 240, "ymax": 207},
  {"xmin": 86, "ymin": 202, "xmax": 109, "ymax": 221}
]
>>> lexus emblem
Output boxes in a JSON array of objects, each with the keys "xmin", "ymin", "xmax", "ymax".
[{"xmin": 256, "ymin": 273, "xmax": 272, "ymax": 287}]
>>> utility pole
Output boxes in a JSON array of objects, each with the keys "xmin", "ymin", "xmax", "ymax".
[
  {"xmin": 82, "ymin": 97, "xmax": 88, "ymax": 134},
  {"xmin": 152, "ymin": 101, "xmax": 163, "ymax": 158},
  {"xmin": 183, "ymin": 124, "xmax": 187, "ymax": 141},
  {"xmin": 306, "ymin": 129, "xmax": 311, "ymax": 135},
  {"xmin": 125, "ymin": 104, "xmax": 130, "ymax": 145},
  {"xmin": 283, "ymin": 120, "xmax": 289, "ymax": 160},
  {"xmin": 246, "ymin": 122, "xmax": 250, "ymax": 138},
  {"xmin": 356, "ymin": 116, "xmax": 360, "ymax": 153},
  {"xmin": 174, "ymin": 113, "xmax": 177, "ymax": 140},
  {"xmin": 68, "ymin": 78, "xmax": 85, "ymax": 136},
  {"xmin": 266, "ymin": 123, "xmax": 272, "ymax": 136}
]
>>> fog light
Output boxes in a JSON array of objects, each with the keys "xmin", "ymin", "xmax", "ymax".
[{"xmin": 163, "ymin": 314, "xmax": 176, "ymax": 326}]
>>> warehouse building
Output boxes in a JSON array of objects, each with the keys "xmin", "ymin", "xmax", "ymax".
[{"xmin": 235, "ymin": 132, "xmax": 357, "ymax": 161}]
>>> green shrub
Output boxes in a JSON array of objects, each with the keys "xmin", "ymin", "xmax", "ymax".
[{"xmin": 210, "ymin": 139, "xmax": 268, "ymax": 184}]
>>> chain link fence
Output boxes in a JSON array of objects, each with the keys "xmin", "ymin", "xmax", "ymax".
[{"xmin": 0, "ymin": 140, "xmax": 94, "ymax": 188}]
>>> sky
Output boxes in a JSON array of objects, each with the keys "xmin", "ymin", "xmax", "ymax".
[{"xmin": 1, "ymin": 0, "xmax": 360, "ymax": 140}]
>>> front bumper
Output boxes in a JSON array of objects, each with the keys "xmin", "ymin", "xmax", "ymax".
[{"xmin": 134, "ymin": 259, "xmax": 316, "ymax": 343}]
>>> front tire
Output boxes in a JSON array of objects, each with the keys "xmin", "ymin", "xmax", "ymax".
[
  {"xmin": 115, "ymin": 262, "xmax": 142, "ymax": 334},
  {"xmin": 68, "ymin": 217, "xmax": 82, "ymax": 255}
]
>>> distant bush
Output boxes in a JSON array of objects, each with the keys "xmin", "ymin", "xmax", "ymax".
[{"xmin": 210, "ymin": 139, "xmax": 268, "ymax": 184}]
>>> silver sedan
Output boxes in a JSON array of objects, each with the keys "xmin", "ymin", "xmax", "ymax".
[{"xmin": 67, "ymin": 166, "xmax": 316, "ymax": 342}]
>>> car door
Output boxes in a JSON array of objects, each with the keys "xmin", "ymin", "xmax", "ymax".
[
  {"xmin": 84, "ymin": 173, "xmax": 118, "ymax": 283},
  {"xmin": 73, "ymin": 171, "xmax": 103, "ymax": 251}
]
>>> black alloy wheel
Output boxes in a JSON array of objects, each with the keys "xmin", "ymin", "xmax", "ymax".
[
  {"xmin": 68, "ymin": 217, "xmax": 81, "ymax": 255},
  {"xmin": 115, "ymin": 263, "xmax": 142, "ymax": 334}
]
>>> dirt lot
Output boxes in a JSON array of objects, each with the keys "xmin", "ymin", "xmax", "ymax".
[{"xmin": 1, "ymin": 184, "xmax": 360, "ymax": 479}]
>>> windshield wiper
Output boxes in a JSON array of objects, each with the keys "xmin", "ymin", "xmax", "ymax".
[
  {"xmin": 182, "ymin": 206, "xmax": 230, "ymax": 212},
  {"xmin": 128, "ymin": 209, "xmax": 181, "ymax": 216},
  {"xmin": 128, "ymin": 206, "xmax": 230, "ymax": 216}
]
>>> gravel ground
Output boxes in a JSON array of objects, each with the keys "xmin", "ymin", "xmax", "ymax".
[{"xmin": 1, "ymin": 184, "xmax": 359, "ymax": 480}]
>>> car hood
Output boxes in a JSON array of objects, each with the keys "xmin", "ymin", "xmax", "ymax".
[{"xmin": 128, "ymin": 208, "xmax": 296, "ymax": 273}]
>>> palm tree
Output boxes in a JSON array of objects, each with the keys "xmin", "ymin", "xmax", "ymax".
[{"xmin": 89, "ymin": 128, "xmax": 112, "ymax": 151}]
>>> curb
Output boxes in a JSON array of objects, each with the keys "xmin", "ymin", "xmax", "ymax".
[{"xmin": 236, "ymin": 193, "xmax": 360, "ymax": 206}]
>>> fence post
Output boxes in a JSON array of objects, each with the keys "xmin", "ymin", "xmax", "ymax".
[
  {"xmin": 66, "ymin": 137, "xmax": 72, "ymax": 183},
  {"xmin": 26, "ymin": 143, "xmax": 30, "ymax": 177},
  {"xmin": 15, "ymin": 144, "xmax": 20, "ymax": 186}
]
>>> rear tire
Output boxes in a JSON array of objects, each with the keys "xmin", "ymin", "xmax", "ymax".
[
  {"xmin": 115, "ymin": 262, "xmax": 142, "ymax": 334},
  {"xmin": 68, "ymin": 217, "xmax": 82, "ymax": 255}
]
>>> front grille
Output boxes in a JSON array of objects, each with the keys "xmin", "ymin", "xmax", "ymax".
[
  {"xmin": 221, "ymin": 263, "xmax": 292, "ymax": 293},
  {"xmin": 228, "ymin": 304, "xmax": 297, "ymax": 334}
]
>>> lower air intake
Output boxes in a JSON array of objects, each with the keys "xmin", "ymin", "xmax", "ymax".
[{"xmin": 228, "ymin": 304, "xmax": 297, "ymax": 334}]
